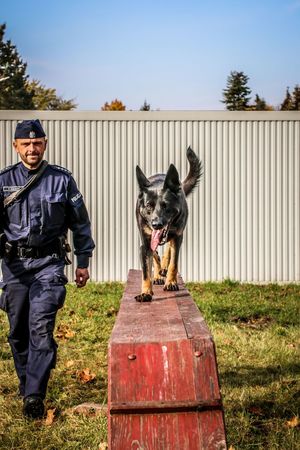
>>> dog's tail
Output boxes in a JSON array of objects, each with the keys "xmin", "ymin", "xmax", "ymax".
[{"xmin": 182, "ymin": 147, "xmax": 203, "ymax": 196}]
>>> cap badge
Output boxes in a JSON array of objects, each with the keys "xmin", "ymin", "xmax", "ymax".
[{"xmin": 29, "ymin": 131, "xmax": 36, "ymax": 138}]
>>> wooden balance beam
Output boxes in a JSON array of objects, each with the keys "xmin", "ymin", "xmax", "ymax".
[{"xmin": 108, "ymin": 269, "xmax": 227, "ymax": 450}]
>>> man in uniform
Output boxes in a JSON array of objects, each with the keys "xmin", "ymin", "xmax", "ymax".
[{"xmin": 0, "ymin": 119, "xmax": 95, "ymax": 419}]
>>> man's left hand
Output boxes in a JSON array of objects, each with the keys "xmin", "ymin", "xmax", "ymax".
[{"xmin": 75, "ymin": 268, "xmax": 90, "ymax": 288}]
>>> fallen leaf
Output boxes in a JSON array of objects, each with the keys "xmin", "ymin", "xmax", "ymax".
[
  {"xmin": 56, "ymin": 324, "xmax": 75, "ymax": 340},
  {"xmin": 65, "ymin": 330, "xmax": 75, "ymax": 339},
  {"xmin": 76, "ymin": 368, "xmax": 96, "ymax": 384},
  {"xmin": 286, "ymin": 416, "xmax": 300, "ymax": 428},
  {"xmin": 65, "ymin": 360, "xmax": 75, "ymax": 368},
  {"xmin": 106, "ymin": 306, "xmax": 118, "ymax": 317},
  {"xmin": 248, "ymin": 406, "xmax": 264, "ymax": 416},
  {"xmin": 45, "ymin": 408, "xmax": 56, "ymax": 426},
  {"xmin": 99, "ymin": 443, "xmax": 108, "ymax": 450},
  {"xmin": 63, "ymin": 402, "xmax": 107, "ymax": 417}
]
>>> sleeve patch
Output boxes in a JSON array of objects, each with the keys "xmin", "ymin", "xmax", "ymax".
[{"xmin": 71, "ymin": 192, "xmax": 82, "ymax": 203}]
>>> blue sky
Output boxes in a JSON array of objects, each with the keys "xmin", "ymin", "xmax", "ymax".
[{"xmin": 2, "ymin": 0, "xmax": 300, "ymax": 110}]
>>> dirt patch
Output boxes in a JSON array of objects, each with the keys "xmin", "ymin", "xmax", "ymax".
[{"xmin": 231, "ymin": 314, "xmax": 273, "ymax": 329}]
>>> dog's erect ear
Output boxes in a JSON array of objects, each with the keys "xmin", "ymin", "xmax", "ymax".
[
  {"xmin": 136, "ymin": 166, "xmax": 151, "ymax": 191},
  {"xmin": 163, "ymin": 164, "xmax": 181, "ymax": 193}
]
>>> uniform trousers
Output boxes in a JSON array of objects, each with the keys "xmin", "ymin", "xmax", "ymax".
[{"xmin": 0, "ymin": 256, "xmax": 67, "ymax": 399}]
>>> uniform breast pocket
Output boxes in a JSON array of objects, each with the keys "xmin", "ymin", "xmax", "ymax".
[
  {"xmin": 6, "ymin": 199, "xmax": 23, "ymax": 225},
  {"xmin": 45, "ymin": 193, "xmax": 67, "ymax": 225}
]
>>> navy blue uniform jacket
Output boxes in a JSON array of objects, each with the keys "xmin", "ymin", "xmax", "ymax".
[{"xmin": 0, "ymin": 162, "xmax": 95, "ymax": 268}]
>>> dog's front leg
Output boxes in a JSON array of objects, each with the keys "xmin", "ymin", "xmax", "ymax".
[
  {"xmin": 159, "ymin": 243, "xmax": 171, "ymax": 277},
  {"xmin": 153, "ymin": 251, "xmax": 164, "ymax": 285},
  {"xmin": 164, "ymin": 235, "xmax": 183, "ymax": 291},
  {"xmin": 135, "ymin": 244, "xmax": 153, "ymax": 302}
]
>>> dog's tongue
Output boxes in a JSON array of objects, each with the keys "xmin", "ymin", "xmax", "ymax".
[{"xmin": 151, "ymin": 229, "xmax": 163, "ymax": 252}]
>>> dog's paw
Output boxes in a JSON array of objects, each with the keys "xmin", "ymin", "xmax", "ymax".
[
  {"xmin": 153, "ymin": 277, "xmax": 165, "ymax": 285},
  {"xmin": 135, "ymin": 293, "xmax": 153, "ymax": 302},
  {"xmin": 163, "ymin": 281, "xmax": 179, "ymax": 291},
  {"xmin": 159, "ymin": 269, "xmax": 168, "ymax": 277}
]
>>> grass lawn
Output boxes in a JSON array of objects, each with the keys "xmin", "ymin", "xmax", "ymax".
[{"xmin": 0, "ymin": 281, "xmax": 299, "ymax": 449}]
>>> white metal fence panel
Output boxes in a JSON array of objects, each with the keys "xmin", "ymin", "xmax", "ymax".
[{"xmin": 0, "ymin": 111, "xmax": 299, "ymax": 282}]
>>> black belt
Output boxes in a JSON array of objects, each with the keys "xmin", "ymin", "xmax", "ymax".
[
  {"xmin": 14, "ymin": 241, "xmax": 62, "ymax": 259},
  {"xmin": 1, "ymin": 236, "xmax": 71, "ymax": 262}
]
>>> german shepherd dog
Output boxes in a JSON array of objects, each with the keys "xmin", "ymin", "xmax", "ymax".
[{"xmin": 135, "ymin": 147, "xmax": 202, "ymax": 302}]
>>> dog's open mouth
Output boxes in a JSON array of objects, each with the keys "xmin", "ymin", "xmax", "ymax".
[{"xmin": 151, "ymin": 226, "xmax": 169, "ymax": 252}]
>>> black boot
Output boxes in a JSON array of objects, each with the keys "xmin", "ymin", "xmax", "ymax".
[{"xmin": 23, "ymin": 395, "xmax": 45, "ymax": 419}]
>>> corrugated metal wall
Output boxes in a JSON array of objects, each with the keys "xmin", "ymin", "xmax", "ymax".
[{"xmin": 0, "ymin": 111, "xmax": 299, "ymax": 282}]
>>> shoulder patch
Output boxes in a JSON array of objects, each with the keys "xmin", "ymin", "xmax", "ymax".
[
  {"xmin": 0, "ymin": 163, "xmax": 18, "ymax": 175},
  {"xmin": 50, "ymin": 164, "xmax": 72, "ymax": 175},
  {"xmin": 71, "ymin": 192, "xmax": 82, "ymax": 203}
]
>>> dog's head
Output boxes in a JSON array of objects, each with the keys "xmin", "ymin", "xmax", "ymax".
[{"xmin": 136, "ymin": 164, "xmax": 185, "ymax": 251}]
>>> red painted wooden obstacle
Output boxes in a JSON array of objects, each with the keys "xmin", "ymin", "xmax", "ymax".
[{"xmin": 108, "ymin": 270, "xmax": 227, "ymax": 450}]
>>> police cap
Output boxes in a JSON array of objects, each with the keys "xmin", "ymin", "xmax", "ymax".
[{"xmin": 14, "ymin": 120, "xmax": 46, "ymax": 139}]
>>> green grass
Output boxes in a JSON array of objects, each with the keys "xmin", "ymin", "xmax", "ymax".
[
  {"xmin": 188, "ymin": 281, "xmax": 300, "ymax": 450},
  {"xmin": 0, "ymin": 281, "xmax": 299, "ymax": 449}
]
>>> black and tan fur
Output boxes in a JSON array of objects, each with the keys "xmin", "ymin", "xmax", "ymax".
[{"xmin": 135, "ymin": 147, "xmax": 202, "ymax": 302}]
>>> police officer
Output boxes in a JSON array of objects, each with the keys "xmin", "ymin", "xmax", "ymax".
[{"xmin": 0, "ymin": 119, "xmax": 95, "ymax": 419}]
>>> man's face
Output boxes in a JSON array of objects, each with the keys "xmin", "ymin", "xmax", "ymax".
[{"xmin": 13, "ymin": 137, "xmax": 47, "ymax": 169}]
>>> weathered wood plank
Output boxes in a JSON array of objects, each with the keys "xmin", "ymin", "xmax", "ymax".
[
  {"xmin": 111, "ymin": 269, "xmax": 212, "ymax": 343},
  {"xmin": 110, "ymin": 413, "xmax": 202, "ymax": 450},
  {"xmin": 108, "ymin": 270, "xmax": 227, "ymax": 450}
]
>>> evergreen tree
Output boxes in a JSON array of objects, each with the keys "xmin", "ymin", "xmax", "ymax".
[
  {"xmin": 140, "ymin": 99, "xmax": 150, "ymax": 111},
  {"xmin": 26, "ymin": 79, "xmax": 76, "ymax": 110},
  {"xmin": 280, "ymin": 87, "xmax": 293, "ymax": 110},
  {"xmin": 0, "ymin": 23, "xmax": 34, "ymax": 109},
  {"xmin": 291, "ymin": 84, "xmax": 300, "ymax": 110},
  {"xmin": 254, "ymin": 94, "xmax": 267, "ymax": 110},
  {"xmin": 222, "ymin": 71, "xmax": 251, "ymax": 111},
  {"xmin": 101, "ymin": 99, "xmax": 126, "ymax": 110},
  {"xmin": 253, "ymin": 94, "xmax": 274, "ymax": 111}
]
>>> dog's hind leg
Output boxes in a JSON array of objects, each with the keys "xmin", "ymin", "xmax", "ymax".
[
  {"xmin": 135, "ymin": 245, "xmax": 153, "ymax": 302},
  {"xmin": 153, "ymin": 251, "xmax": 164, "ymax": 285},
  {"xmin": 159, "ymin": 243, "xmax": 171, "ymax": 277},
  {"xmin": 164, "ymin": 235, "xmax": 183, "ymax": 291}
]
